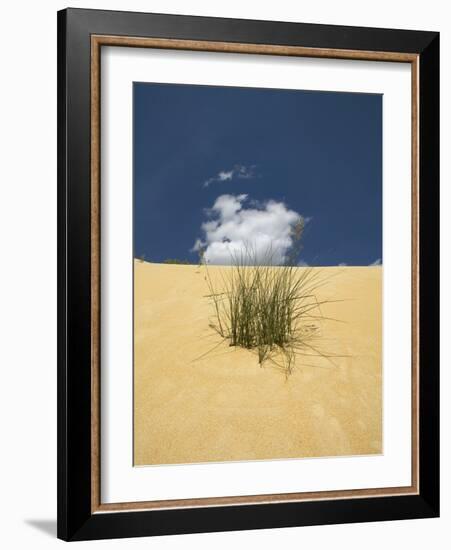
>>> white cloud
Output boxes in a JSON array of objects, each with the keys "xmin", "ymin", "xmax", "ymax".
[
  {"xmin": 192, "ymin": 194, "xmax": 304, "ymax": 265},
  {"xmin": 217, "ymin": 170, "xmax": 233, "ymax": 181},
  {"xmin": 338, "ymin": 262, "xmax": 347, "ymax": 266},
  {"xmin": 203, "ymin": 164, "xmax": 256, "ymax": 188},
  {"xmin": 369, "ymin": 258, "xmax": 382, "ymax": 266}
]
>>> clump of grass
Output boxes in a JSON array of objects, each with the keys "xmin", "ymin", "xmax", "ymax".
[{"xmin": 203, "ymin": 246, "xmax": 337, "ymax": 377}]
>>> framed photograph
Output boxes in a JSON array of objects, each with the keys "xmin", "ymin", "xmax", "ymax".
[{"xmin": 57, "ymin": 8, "xmax": 439, "ymax": 541}]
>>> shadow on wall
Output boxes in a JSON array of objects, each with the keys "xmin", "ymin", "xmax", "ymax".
[{"xmin": 25, "ymin": 519, "xmax": 56, "ymax": 538}]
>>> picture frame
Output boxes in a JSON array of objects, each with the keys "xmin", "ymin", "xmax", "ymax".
[{"xmin": 57, "ymin": 7, "xmax": 439, "ymax": 541}]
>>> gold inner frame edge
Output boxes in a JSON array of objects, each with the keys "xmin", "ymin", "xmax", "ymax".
[{"xmin": 90, "ymin": 35, "xmax": 420, "ymax": 514}]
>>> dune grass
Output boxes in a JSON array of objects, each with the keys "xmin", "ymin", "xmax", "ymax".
[{"xmin": 203, "ymin": 248, "xmax": 339, "ymax": 376}]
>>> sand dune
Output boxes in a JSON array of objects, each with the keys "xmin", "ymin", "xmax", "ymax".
[{"xmin": 134, "ymin": 261, "xmax": 382, "ymax": 466}]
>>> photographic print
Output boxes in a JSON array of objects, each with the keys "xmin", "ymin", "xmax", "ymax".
[{"xmin": 133, "ymin": 82, "xmax": 383, "ymax": 466}]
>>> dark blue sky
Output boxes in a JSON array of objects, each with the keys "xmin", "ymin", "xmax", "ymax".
[{"xmin": 134, "ymin": 82, "xmax": 382, "ymax": 266}]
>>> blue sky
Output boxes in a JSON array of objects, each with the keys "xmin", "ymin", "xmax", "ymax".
[{"xmin": 133, "ymin": 82, "xmax": 382, "ymax": 266}]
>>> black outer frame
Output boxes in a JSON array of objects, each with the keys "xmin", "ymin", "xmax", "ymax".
[{"xmin": 57, "ymin": 8, "xmax": 439, "ymax": 542}]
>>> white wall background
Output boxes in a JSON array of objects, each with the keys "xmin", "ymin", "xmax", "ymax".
[{"xmin": 0, "ymin": 1, "xmax": 448, "ymax": 548}]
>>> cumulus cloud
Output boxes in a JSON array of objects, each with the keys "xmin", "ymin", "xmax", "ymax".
[
  {"xmin": 203, "ymin": 164, "xmax": 257, "ymax": 188},
  {"xmin": 369, "ymin": 258, "xmax": 382, "ymax": 266},
  {"xmin": 192, "ymin": 194, "xmax": 304, "ymax": 265}
]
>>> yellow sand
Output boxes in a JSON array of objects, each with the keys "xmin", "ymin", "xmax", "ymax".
[{"xmin": 134, "ymin": 261, "xmax": 382, "ymax": 465}]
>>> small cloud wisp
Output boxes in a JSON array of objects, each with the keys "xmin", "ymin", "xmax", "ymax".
[
  {"xmin": 369, "ymin": 258, "xmax": 382, "ymax": 266},
  {"xmin": 203, "ymin": 164, "xmax": 257, "ymax": 188}
]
